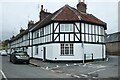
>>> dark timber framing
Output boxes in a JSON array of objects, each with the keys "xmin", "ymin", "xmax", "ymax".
[{"xmin": 28, "ymin": 21, "xmax": 105, "ymax": 47}]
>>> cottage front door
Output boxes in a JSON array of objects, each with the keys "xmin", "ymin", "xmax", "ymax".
[{"xmin": 43, "ymin": 47, "xmax": 46, "ymax": 61}]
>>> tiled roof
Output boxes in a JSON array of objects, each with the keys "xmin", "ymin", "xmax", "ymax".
[
  {"xmin": 10, "ymin": 4, "xmax": 107, "ymax": 42},
  {"xmin": 32, "ymin": 5, "xmax": 106, "ymax": 31},
  {"xmin": 10, "ymin": 21, "xmax": 40, "ymax": 42},
  {"xmin": 105, "ymin": 32, "xmax": 120, "ymax": 43}
]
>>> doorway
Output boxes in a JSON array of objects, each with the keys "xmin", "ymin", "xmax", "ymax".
[{"xmin": 43, "ymin": 47, "xmax": 46, "ymax": 61}]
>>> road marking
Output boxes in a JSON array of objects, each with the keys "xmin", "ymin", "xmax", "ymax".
[
  {"xmin": 80, "ymin": 74, "xmax": 88, "ymax": 77},
  {"xmin": 73, "ymin": 63, "xmax": 77, "ymax": 66},
  {"xmin": 51, "ymin": 70, "xmax": 55, "ymax": 72},
  {"xmin": 41, "ymin": 67, "xmax": 46, "ymax": 70},
  {"xmin": 56, "ymin": 65, "xmax": 59, "ymax": 67},
  {"xmin": 66, "ymin": 64, "xmax": 69, "ymax": 66},
  {"xmin": 66, "ymin": 74, "xmax": 71, "ymax": 76},
  {"xmin": 46, "ymin": 67, "xmax": 49, "ymax": 70},
  {"xmin": 88, "ymin": 69, "xmax": 106, "ymax": 74},
  {"xmin": 0, "ymin": 70, "xmax": 8, "ymax": 80},
  {"xmin": 73, "ymin": 75, "xmax": 81, "ymax": 78}
]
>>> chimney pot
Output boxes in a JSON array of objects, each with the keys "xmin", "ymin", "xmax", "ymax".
[
  {"xmin": 41, "ymin": 5, "xmax": 43, "ymax": 11},
  {"xmin": 77, "ymin": 0, "xmax": 87, "ymax": 13}
]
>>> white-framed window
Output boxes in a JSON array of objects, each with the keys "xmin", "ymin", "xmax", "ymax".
[
  {"xmin": 35, "ymin": 46, "xmax": 38, "ymax": 55},
  {"xmin": 40, "ymin": 28, "xmax": 44, "ymax": 37},
  {"xmin": 60, "ymin": 24, "xmax": 73, "ymax": 32},
  {"xmin": 100, "ymin": 27, "xmax": 104, "ymax": 35},
  {"xmin": 60, "ymin": 43, "xmax": 74, "ymax": 56},
  {"xmin": 36, "ymin": 30, "xmax": 39, "ymax": 38}
]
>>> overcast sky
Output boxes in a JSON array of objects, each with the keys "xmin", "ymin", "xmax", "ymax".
[{"xmin": 0, "ymin": 0, "xmax": 119, "ymax": 41}]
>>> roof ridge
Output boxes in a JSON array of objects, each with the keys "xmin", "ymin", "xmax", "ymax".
[
  {"xmin": 89, "ymin": 14, "xmax": 106, "ymax": 24},
  {"xmin": 30, "ymin": 14, "xmax": 51, "ymax": 31},
  {"xmin": 68, "ymin": 6, "xmax": 81, "ymax": 20},
  {"xmin": 51, "ymin": 6, "xmax": 65, "ymax": 20}
]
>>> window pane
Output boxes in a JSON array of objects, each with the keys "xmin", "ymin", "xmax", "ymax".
[
  {"xmin": 85, "ymin": 34, "xmax": 88, "ymax": 42},
  {"xmin": 65, "ymin": 24, "xmax": 69, "ymax": 31},
  {"xmin": 100, "ymin": 27, "xmax": 104, "ymax": 35},
  {"xmin": 91, "ymin": 25, "xmax": 94, "ymax": 34},
  {"xmin": 85, "ymin": 24, "xmax": 88, "ymax": 33},
  {"xmin": 95, "ymin": 25, "xmax": 98, "ymax": 34},
  {"xmin": 69, "ymin": 24, "xmax": 73, "ymax": 31},
  {"xmin": 60, "ymin": 43, "xmax": 73, "ymax": 55},
  {"xmin": 99, "ymin": 36, "xmax": 101, "ymax": 42},
  {"xmin": 101, "ymin": 36, "xmax": 104, "ymax": 43},
  {"xmin": 89, "ymin": 35, "xmax": 91, "ymax": 42},
  {"xmin": 96, "ymin": 35, "xmax": 99, "ymax": 42},
  {"xmin": 60, "ymin": 24, "xmax": 64, "ymax": 31},
  {"xmin": 89, "ymin": 25, "xmax": 92, "ymax": 34},
  {"xmin": 65, "ymin": 47, "xmax": 69, "ymax": 55}
]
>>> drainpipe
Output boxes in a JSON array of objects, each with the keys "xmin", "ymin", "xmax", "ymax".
[{"xmin": 82, "ymin": 41, "xmax": 85, "ymax": 64}]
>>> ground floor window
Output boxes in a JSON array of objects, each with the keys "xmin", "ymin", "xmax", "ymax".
[
  {"xmin": 61, "ymin": 43, "xmax": 74, "ymax": 56},
  {"xmin": 35, "ymin": 46, "xmax": 38, "ymax": 55}
]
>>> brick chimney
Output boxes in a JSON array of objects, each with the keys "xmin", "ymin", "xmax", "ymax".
[
  {"xmin": 20, "ymin": 28, "xmax": 25, "ymax": 33},
  {"xmin": 77, "ymin": 0, "xmax": 87, "ymax": 13},
  {"xmin": 28, "ymin": 20, "xmax": 34, "ymax": 28},
  {"xmin": 39, "ymin": 5, "xmax": 51, "ymax": 21}
]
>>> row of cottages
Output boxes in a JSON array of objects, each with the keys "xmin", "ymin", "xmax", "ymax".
[{"xmin": 9, "ymin": 1, "xmax": 107, "ymax": 61}]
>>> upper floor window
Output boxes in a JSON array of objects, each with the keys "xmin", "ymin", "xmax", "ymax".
[
  {"xmin": 81, "ymin": 23, "xmax": 105, "ymax": 43},
  {"xmin": 40, "ymin": 28, "xmax": 44, "ymax": 37},
  {"xmin": 60, "ymin": 24, "xmax": 73, "ymax": 32},
  {"xmin": 34, "ymin": 30, "xmax": 39, "ymax": 38}
]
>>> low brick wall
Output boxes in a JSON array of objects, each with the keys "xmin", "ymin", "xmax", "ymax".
[{"xmin": 106, "ymin": 42, "xmax": 120, "ymax": 56}]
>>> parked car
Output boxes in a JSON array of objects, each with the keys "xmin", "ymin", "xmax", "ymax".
[
  {"xmin": 0, "ymin": 50, "xmax": 7, "ymax": 56},
  {"xmin": 10, "ymin": 51, "xmax": 29, "ymax": 64}
]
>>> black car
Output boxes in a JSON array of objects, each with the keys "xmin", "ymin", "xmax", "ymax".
[{"xmin": 10, "ymin": 51, "xmax": 30, "ymax": 64}]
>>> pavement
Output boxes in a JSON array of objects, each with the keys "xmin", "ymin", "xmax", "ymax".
[{"xmin": 30, "ymin": 56, "xmax": 119, "ymax": 79}]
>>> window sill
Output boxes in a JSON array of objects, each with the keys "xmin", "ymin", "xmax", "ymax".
[{"xmin": 60, "ymin": 55, "xmax": 74, "ymax": 56}]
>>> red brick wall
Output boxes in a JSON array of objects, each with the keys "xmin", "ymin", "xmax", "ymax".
[{"xmin": 106, "ymin": 42, "xmax": 120, "ymax": 55}]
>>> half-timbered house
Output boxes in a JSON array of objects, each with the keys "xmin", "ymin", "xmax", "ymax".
[
  {"xmin": 9, "ymin": 0, "xmax": 107, "ymax": 61},
  {"xmin": 27, "ymin": 1, "xmax": 107, "ymax": 61}
]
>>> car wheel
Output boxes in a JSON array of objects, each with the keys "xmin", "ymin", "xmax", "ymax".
[
  {"xmin": 26, "ymin": 61, "xmax": 29, "ymax": 64},
  {"xmin": 9, "ymin": 56, "xmax": 12, "ymax": 62},
  {"xmin": 12, "ymin": 59, "xmax": 17, "ymax": 64},
  {"xmin": 9, "ymin": 58, "xmax": 12, "ymax": 62}
]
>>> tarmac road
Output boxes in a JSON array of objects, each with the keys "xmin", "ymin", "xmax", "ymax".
[
  {"xmin": 1, "ymin": 55, "xmax": 119, "ymax": 80},
  {"xmin": 1, "ymin": 56, "xmax": 71, "ymax": 79}
]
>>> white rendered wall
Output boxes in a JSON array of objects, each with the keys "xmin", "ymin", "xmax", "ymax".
[
  {"xmin": 83, "ymin": 43, "xmax": 105, "ymax": 60},
  {"xmin": 31, "ymin": 43, "xmax": 105, "ymax": 61},
  {"xmin": 51, "ymin": 43, "xmax": 82, "ymax": 61},
  {"xmin": 32, "ymin": 44, "xmax": 53, "ymax": 60}
]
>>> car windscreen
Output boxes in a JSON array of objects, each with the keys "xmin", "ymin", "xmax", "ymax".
[{"xmin": 15, "ymin": 52, "xmax": 27, "ymax": 56}]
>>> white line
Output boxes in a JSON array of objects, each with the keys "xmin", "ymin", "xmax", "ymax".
[
  {"xmin": 66, "ymin": 74, "xmax": 71, "ymax": 76},
  {"xmin": 80, "ymin": 74, "xmax": 88, "ymax": 77},
  {"xmin": 0, "ymin": 70, "xmax": 8, "ymax": 80},
  {"xmin": 88, "ymin": 69, "xmax": 106, "ymax": 74},
  {"xmin": 51, "ymin": 70, "xmax": 55, "ymax": 72},
  {"xmin": 73, "ymin": 75, "xmax": 81, "ymax": 78},
  {"xmin": 41, "ymin": 67, "xmax": 46, "ymax": 70}
]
